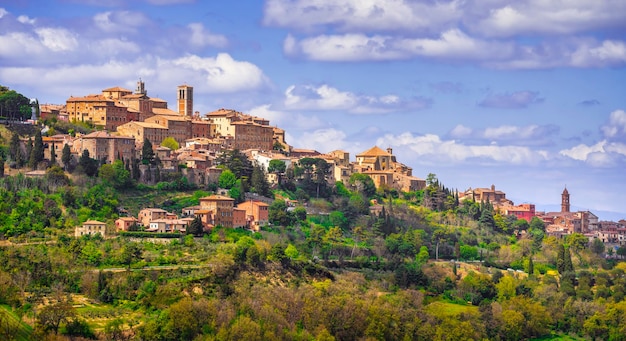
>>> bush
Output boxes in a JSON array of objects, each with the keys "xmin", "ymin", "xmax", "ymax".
[{"xmin": 119, "ymin": 231, "xmax": 182, "ymax": 239}]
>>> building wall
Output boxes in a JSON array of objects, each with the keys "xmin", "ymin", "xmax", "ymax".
[
  {"xmin": 75, "ymin": 222, "xmax": 107, "ymax": 237},
  {"xmin": 199, "ymin": 196, "xmax": 234, "ymax": 228},
  {"xmin": 145, "ymin": 115, "xmax": 192, "ymax": 146},
  {"xmin": 233, "ymin": 122, "xmax": 273, "ymax": 151}
]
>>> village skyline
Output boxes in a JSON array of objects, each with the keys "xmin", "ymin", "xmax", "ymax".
[{"xmin": 1, "ymin": 1, "xmax": 625, "ymax": 218}]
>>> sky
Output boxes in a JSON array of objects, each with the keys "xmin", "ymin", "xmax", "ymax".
[{"xmin": 1, "ymin": 0, "xmax": 626, "ymax": 220}]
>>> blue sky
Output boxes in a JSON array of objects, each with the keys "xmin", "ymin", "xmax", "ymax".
[{"xmin": 1, "ymin": 0, "xmax": 626, "ymax": 220}]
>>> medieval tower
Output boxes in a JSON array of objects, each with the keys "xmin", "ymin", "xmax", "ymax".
[
  {"xmin": 177, "ymin": 84, "xmax": 193, "ymax": 117},
  {"xmin": 561, "ymin": 187, "xmax": 570, "ymax": 213}
]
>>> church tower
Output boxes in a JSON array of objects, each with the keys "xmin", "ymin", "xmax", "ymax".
[
  {"xmin": 177, "ymin": 84, "xmax": 193, "ymax": 117},
  {"xmin": 561, "ymin": 187, "xmax": 570, "ymax": 213}
]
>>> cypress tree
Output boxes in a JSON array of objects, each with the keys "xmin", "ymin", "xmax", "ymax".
[
  {"xmin": 61, "ymin": 143, "xmax": 72, "ymax": 171},
  {"xmin": 564, "ymin": 245, "xmax": 574, "ymax": 272},
  {"xmin": 49, "ymin": 143, "xmax": 56, "ymax": 165},
  {"xmin": 557, "ymin": 243, "xmax": 566, "ymax": 274}
]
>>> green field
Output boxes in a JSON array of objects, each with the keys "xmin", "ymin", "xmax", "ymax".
[{"xmin": 0, "ymin": 305, "xmax": 33, "ymax": 341}]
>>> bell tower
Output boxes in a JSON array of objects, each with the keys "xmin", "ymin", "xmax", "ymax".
[
  {"xmin": 561, "ymin": 187, "xmax": 570, "ymax": 213},
  {"xmin": 177, "ymin": 84, "xmax": 193, "ymax": 117}
]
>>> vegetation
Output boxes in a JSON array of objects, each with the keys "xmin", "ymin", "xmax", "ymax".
[{"xmin": 1, "ymin": 89, "xmax": 626, "ymax": 339}]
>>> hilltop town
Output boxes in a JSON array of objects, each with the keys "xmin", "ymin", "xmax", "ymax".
[
  {"xmin": 3, "ymin": 81, "xmax": 626, "ymax": 340},
  {"xmin": 22, "ymin": 80, "xmax": 622, "ymax": 251}
]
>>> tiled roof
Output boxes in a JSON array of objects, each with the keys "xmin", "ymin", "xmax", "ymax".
[
  {"xmin": 357, "ymin": 146, "xmax": 391, "ymax": 157},
  {"xmin": 152, "ymin": 108, "xmax": 181, "ymax": 116},
  {"xmin": 67, "ymin": 95, "xmax": 108, "ymax": 102},
  {"xmin": 103, "ymin": 86, "xmax": 132, "ymax": 92},
  {"xmin": 200, "ymin": 195, "xmax": 235, "ymax": 201},
  {"xmin": 83, "ymin": 220, "xmax": 106, "ymax": 225}
]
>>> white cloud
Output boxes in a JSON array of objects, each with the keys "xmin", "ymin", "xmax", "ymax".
[
  {"xmin": 285, "ymin": 34, "xmax": 408, "ymax": 61},
  {"xmin": 0, "ymin": 32, "xmax": 47, "ymax": 58},
  {"xmin": 559, "ymin": 140, "xmax": 626, "ymax": 167},
  {"xmin": 0, "ymin": 8, "xmax": 8, "ymax": 19},
  {"xmin": 264, "ymin": 0, "xmax": 461, "ymax": 34},
  {"xmin": 601, "ymin": 110, "xmax": 626, "ymax": 139},
  {"xmin": 188, "ymin": 23, "xmax": 228, "ymax": 48},
  {"xmin": 265, "ymin": 0, "xmax": 626, "ymax": 38},
  {"xmin": 35, "ymin": 27, "xmax": 78, "ymax": 52},
  {"xmin": 0, "ymin": 53, "xmax": 268, "ymax": 101},
  {"xmin": 472, "ymin": 1, "xmax": 626, "ymax": 37},
  {"xmin": 167, "ymin": 53, "xmax": 269, "ymax": 93},
  {"xmin": 247, "ymin": 104, "xmax": 326, "ymax": 131},
  {"xmin": 17, "ymin": 15, "xmax": 35, "ymax": 25},
  {"xmin": 449, "ymin": 124, "xmax": 472, "ymax": 138},
  {"xmin": 273, "ymin": 1, "xmax": 626, "ymax": 68},
  {"xmin": 293, "ymin": 128, "xmax": 349, "ymax": 153},
  {"xmin": 376, "ymin": 132, "xmax": 548, "ymax": 165},
  {"xmin": 93, "ymin": 11, "xmax": 151, "ymax": 34},
  {"xmin": 571, "ymin": 40, "xmax": 626, "ymax": 67},
  {"xmin": 283, "ymin": 84, "xmax": 429, "ymax": 113}
]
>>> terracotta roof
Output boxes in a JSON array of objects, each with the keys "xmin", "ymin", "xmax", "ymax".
[
  {"xmin": 357, "ymin": 146, "xmax": 391, "ymax": 157},
  {"xmin": 200, "ymin": 195, "xmax": 235, "ymax": 201},
  {"xmin": 121, "ymin": 94, "xmax": 147, "ymax": 99},
  {"xmin": 102, "ymin": 86, "xmax": 132, "ymax": 92},
  {"xmin": 83, "ymin": 220, "xmax": 106, "ymax": 225},
  {"xmin": 152, "ymin": 108, "xmax": 181, "ymax": 116},
  {"xmin": 150, "ymin": 97, "xmax": 167, "ymax": 102},
  {"xmin": 152, "ymin": 114, "xmax": 189, "ymax": 122},
  {"xmin": 126, "ymin": 122, "xmax": 167, "ymax": 129},
  {"xmin": 117, "ymin": 217, "xmax": 137, "ymax": 221},
  {"xmin": 67, "ymin": 95, "xmax": 109, "ymax": 102}
]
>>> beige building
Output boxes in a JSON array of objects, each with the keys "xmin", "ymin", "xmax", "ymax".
[
  {"xmin": 117, "ymin": 121, "xmax": 169, "ymax": 148},
  {"xmin": 115, "ymin": 217, "xmax": 138, "ymax": 232},
  {"xmin": 199, "ymin": 195, "xmax": 235, "ymax": 228},
  {"xmin": 232, "ymin": 121, "xmax": 274, "ymax": 151},
  {"xmin": 75, "ymin": 220, "xmax": 107, "ymax": 238},
  {"xmin": 66, "ymin": 93, "xmax": 139, "ymax": 131},
  {"xmin": 236, "ymin": 200, "xmax": 270, "ymax": 231},
  {"xmin": 73, "ymin": 131, "xmax": 135, "ymax": 164},
  {"xmin": 138, "ymin": 208, "xmax": 169, "ymax": 227},
  {"xmin": 145, "ymin": 115, "xmax": 192, "ymax": 146},
  {"xmin": 459, "ymin": 185, "xmax": 512, "ymax": 205},
  {"xmin": 353, "ymin": 146, "xmax": 424, "ymax": 192},
  {"xmin": 191, "ymin": 120, "xmax": 215, "ymax": 139}
]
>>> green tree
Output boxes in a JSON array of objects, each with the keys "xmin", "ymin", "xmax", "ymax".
[
  {"xmin": 78, "ymin": 149, "xmax": 98, "ymax": 176},
  {"xmin": 187, "ymin": 216, "xmax": 204, "ymax": 236},
  {"xmin": 218, "ymin": 169, "xmax": 237, "ymax": 189},
  {"xmin": 119, "ymin": 243, "xmax": 142, "ymax": 270},
  {"xmin": 416, "ymin": 245, "xmax": 429, "ymax": 265},
  {"xmin": 99, "ymin": 160, "xmax": 131, "ymax": 188},
  {"xmin": 29, "ymin": 129, "xmax": 44, "ymax": 169},
  {"xmin": 0, "ymin": 88, "xmax": 31, "ymax": 121},
  {"xmin": 49, "ymin": 143, "xmax": 56, "ymax": 166},
  {"xmin": 160, "ymin": 137, "xmax": 179, "ymax": 151},
  {"xmin": 228, "ymin": 179, "xmax": 245, "ymax": 203},
  {"xmin": 61, "ymin": 143, "xmax": 72, "ymax": 171},
  {"xmin": 284, "ymin": 243, "xmax": 299, "ymax": 259},
  {"xmin": 251, "ymin": 164, "xmax": 270, "ymax": 197},
  {"xmin": 9, "ymin": 132, "xmax": 24, "ymax": 167},
  {"xmin": 141, "ymin": 138, "xmax": 154, "ymax": 165},
  {"xmin": 349, "ymin": 173, "xmax": 377, "ymax": 198},
  {"xmin": 37, "ymin": 301, "xmax": 75, "ymax": 335},
  {"xmin": 268, "ymin": 159, "xmax": 286, "ymax": 186},
  {"xmin": 590, "ymin": 238, "xmax": 605, "ymax": 255},
  {"xmin": 529, "ymin": 216, "xmax": 545, "ymax": 231}
]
